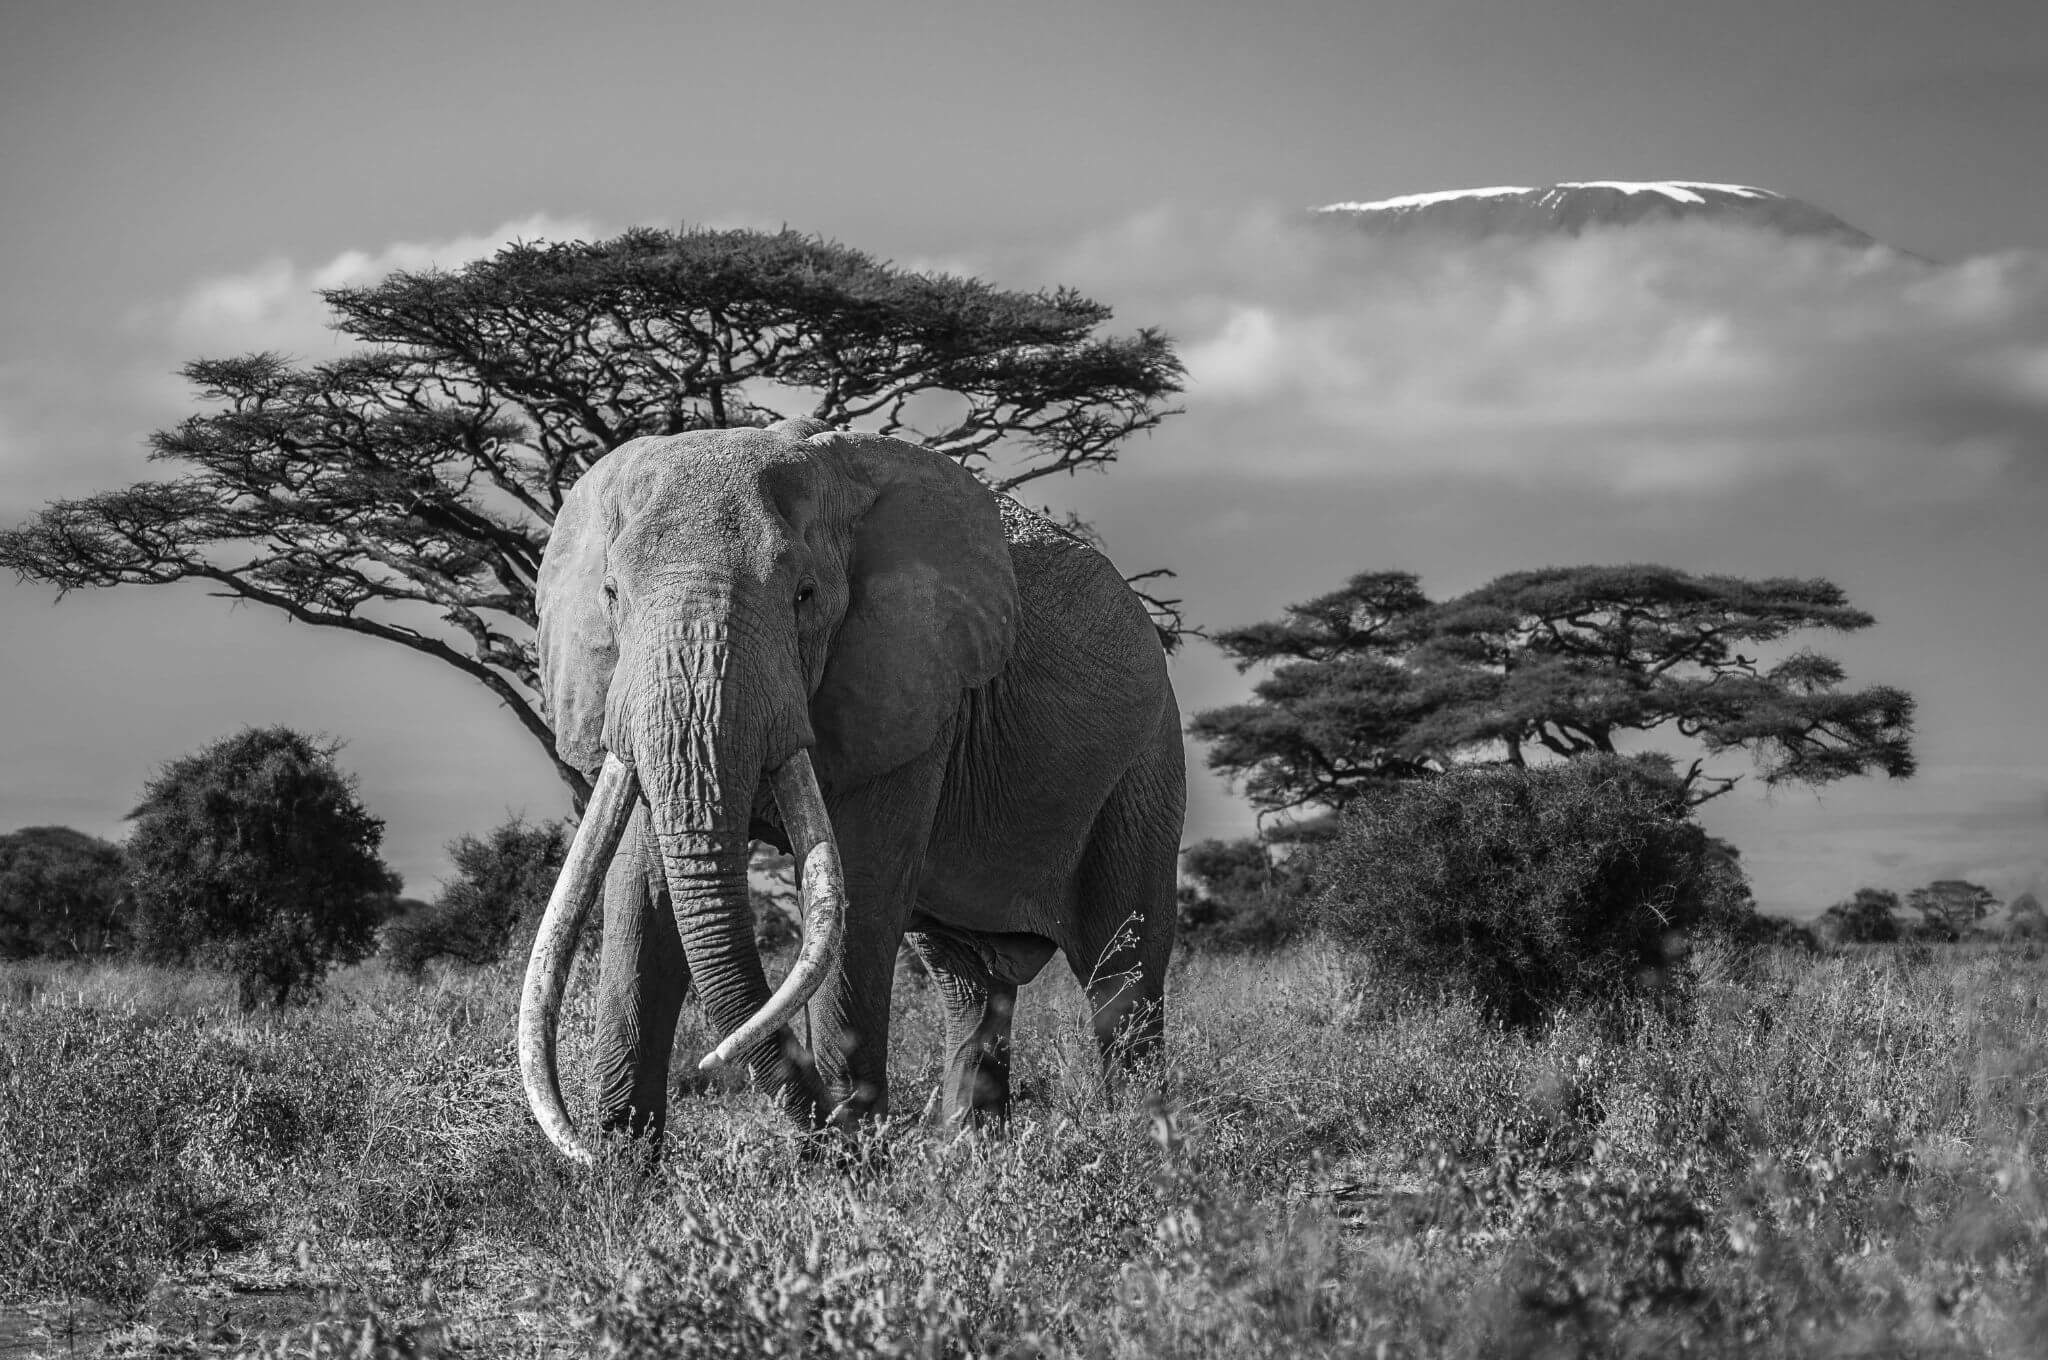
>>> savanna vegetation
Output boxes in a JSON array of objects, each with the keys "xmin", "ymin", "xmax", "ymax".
[
  {"xmin": 5, "ymin": 926, "xmax": 2046, "ymax": 1357},
  {"xmin": 6, "ymin": 753, "xmax": 2043, "ymax": 1356}
]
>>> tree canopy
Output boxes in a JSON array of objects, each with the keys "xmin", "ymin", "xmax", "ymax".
[
  {"xmin": 0, "ymin": 826, "xmax": 131, "ymax": 960},
  {"xmin": 0, "ymin": 227, "xmax": 1185, "ymax": 801},
  {"xmin": 1191, "ymin": 564, "xmax": 1916, "ymax": 822},
  {"xmin": 127, "ymin": 727, "xmax": 400, "ymax": 1006}
]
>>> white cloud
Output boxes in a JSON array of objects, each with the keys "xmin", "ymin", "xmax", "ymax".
[
  {"xmin": 0, "ymin": 215, "xmax": 607, "ymax": 515},
  {"xmin": 992, "ymin": 206, "xmax": 2048, "ymax": 499},
  {"xmin": 135, "ymin": 212, "xmax": 604, "ymax": 358}
]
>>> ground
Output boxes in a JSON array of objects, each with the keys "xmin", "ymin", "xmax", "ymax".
[{"xmin": 2, "ymin": 938, "xmax": 2045, "ymax": 1357}]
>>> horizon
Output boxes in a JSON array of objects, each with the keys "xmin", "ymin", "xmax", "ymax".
[{"xmin": 4, "ymin": 0, "xmax": 2046, "ymax": 918}]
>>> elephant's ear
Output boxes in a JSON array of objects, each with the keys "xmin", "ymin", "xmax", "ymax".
[
  {"xmin": 808, "ymin": 431, "xmax": 1017, "ymax": 789},
  {"xmin": 535, "ymin": 456, "xmax": 625, "ymax": 779}
]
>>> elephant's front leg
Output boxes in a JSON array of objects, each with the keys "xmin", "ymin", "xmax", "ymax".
[
  {"xmin": 592, "ymin": 803, "xmax": 691, "ymax": 1140},
  {"xmin": 806, "ymin": 751, "xmax": 948, "ymax": 1125}
]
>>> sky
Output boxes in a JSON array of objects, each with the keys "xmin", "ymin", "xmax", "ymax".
[{"xmin": 3, "ymin": 0, "xmax": 2045, "ymax": 916}]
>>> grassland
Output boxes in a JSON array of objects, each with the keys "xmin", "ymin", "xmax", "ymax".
[{"xmin": 3, "ymin": 938, "xmax": 2046, "ymax": 1357}]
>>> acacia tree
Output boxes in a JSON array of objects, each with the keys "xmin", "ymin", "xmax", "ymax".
[
  {"xmin": 1192, "ymin": 564, "xmax": 1916, "ymax": 824},
  {"xmin": 1905, "ymin": 879, "xmax": 1999, "ymax": 940},
  {"xmin": 0, "ymin": 228, "xmax": 1184, "ymax": 802}
]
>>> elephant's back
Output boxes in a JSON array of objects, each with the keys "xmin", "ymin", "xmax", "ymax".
[{"xmin": 991, "ymin": 496, "xmax": 1164, "ymax": 664}]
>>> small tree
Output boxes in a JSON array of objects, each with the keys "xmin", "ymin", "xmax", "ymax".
[
  {"xmin": 383, "ymin": 816, "xmax": 568, "ymax": 973},
  {"xmin": 127, "ymin": 727, "xmax": 400, "ymax": 1006},
  {"xmin": 0, "ymin": 827, "xmax": 131, "ymax": 959},
  {"xmin": 1904, "ymin": 879, "xmax": 1999, "ymax": 942},
  {"xmin": 1193, "ymin": 565, "xmax": 1916, "ymax": 825},
  {"xmin": 1818, "ymin": 888, "xmax": 1902, "ymax": 944},
  {"xmin": 1310, "ymin": 755, "xmax": 1708, "ymax": 1028}
]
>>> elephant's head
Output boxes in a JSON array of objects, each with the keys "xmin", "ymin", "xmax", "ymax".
[{"xmin": 516, "ymin": 418, "xmax": 1016, "ymax": 1161}]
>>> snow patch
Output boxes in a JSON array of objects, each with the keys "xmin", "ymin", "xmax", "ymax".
[
  {"xmin": 1558, "ymin": 181, "xmax": 1778, "ymax": 203},
  {"xmin": 1319, "ymin": 181, "xmax": 1782, "ymax": 213},
  {"xmin": 1316, "ymin": 186, "xmax": 1533, "ymax": 213}
]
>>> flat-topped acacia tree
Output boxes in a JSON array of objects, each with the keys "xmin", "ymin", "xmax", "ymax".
[
  {"xmin": 1192, "ymin": 564, "xmax": 1917, "ymax": 826},
  {"xmin": 0, "ymin": 227, "xmax": 1185, "ymax": 802}
]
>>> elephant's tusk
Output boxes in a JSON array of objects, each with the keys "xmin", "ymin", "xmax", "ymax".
[
  {"xmin": 519, "ymin": 752, "xmax": 638, "ymax": 1164},
  {"xmin": 699, "ymin": 749, "xmax": 846, "ymax": 1071}
]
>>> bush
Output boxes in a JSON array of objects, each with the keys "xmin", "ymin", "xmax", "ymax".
[
  {"xmin": 1309, "ymin": 756, "xmax": 1707, "ymax": 1029},
  {"xmin": 1816, "ymin": 887, "xmax": 1902, "ymax": 944},
  {"xmin": 384, "ymin": 817, "xmax": 569, "ymax": 973},
  {"xmin": 0, "ymin": 826, "xmax": 131, "ymax": 960},
  {"xmin": 127, "ymin": 727, "xmax": 400, "ymax": 1007},
  {"xmin": 2002, "ymin": 891, "xmax": 2048, "ymax": 942},
  {"xmin": 1176, "ymin": 837, "xmax": 1310, "ymax": 951}
]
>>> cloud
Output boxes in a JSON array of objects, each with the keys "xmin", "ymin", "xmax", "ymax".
[
  {"xmin": 993, "ymin": 205, "xmax": 2048, "ymax": 498},
  {"xmin": 132, "ymin": 212, "xmax": 604, "ymax": 359},
  {"xmin": 1, "ymin": 214, "xmax": 607, "ymax": 515}
]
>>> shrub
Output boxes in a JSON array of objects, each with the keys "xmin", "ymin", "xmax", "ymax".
[
  {"xmin": 2003, "ymin": 891, "xmax": 2048, "ymax": 942},
  {"xmin": 127, "ymin": 727, "xmax": 400, "ymax": 1007},
  {"xmin": 384, "ymin": 817, "xmax": 569, "ymax": 973},
  {"xmin": 1177, "ymin": 837, "xmax": 1311, "ymax": 951},
  {"xmin": 1309, "ymin": 756, "xmax": 1707, "ymax": 1028},
  {"xmin": 0, "ymin": 826, "xmax": 131, "ymax": 960},
  {"xmin": 1816, "ymin": 887, "xmax": 1902, "ymax": 944}
]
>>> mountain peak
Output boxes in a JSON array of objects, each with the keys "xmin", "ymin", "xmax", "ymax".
[{"xmin": 1314, "ymin": 181, "xmax": 1877, "ymax": 248}]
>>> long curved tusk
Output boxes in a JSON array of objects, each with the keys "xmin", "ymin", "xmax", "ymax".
[
  {"xmin": 519, "ymin": 752, "xmax": 638, "ymax": 1165},
  {"xmin": 699, "ymin": 749, "xmax": 846, "ymax": 1070}
]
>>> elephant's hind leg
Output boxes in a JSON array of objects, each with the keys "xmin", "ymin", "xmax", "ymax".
[
  {"xmin": 1067, "ymin": 736, "xmax": 1182, "ymax": 1075},
  {"xmin": 593, "ymin": 803, "xmax": 691, "ymax": 1141}
]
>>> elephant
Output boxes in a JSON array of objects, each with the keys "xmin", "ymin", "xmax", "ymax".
[{"xmin": 517, "ymin": 417, "xmax": 1185, "ymax": 1161}]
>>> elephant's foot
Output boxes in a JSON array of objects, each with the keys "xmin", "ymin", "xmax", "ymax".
[
  {"xmin": 764, "ymin": 1028, "xmax": 832, "ymax": 1130},
  {"xmin": 826, "ymin": 1079, "xmax": 886, "ymax": 1129}
]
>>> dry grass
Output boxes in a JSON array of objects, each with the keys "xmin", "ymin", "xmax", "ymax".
[{"xmin": 3, "ymin": 940, "xmax": 2045, "ymax": 1356}]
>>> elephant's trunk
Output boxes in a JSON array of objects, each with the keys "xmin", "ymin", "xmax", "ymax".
[
  {"xmin": 636, "ymin": 625, "xmax": 836, "ymax": 1120},
  {"xmin": 699, "ymin": 750, "xmax": 845, "ymax": 1069},
  {"xmin": 518, "ymin": 752, "xmax": 638, "ymax": 1166},
  {"xmin": 519, "ymin": 621, "xmax": 846, "ymax": 1161}
]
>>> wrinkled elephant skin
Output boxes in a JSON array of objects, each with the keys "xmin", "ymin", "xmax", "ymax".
[{"xmin": 517, "ymin": 419, "xmax": 1184, "ymax": 1159}]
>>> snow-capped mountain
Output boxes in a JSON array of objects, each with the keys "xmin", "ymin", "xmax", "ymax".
[{"xmin": 1315, "ymin": 181, "xmax": 1879, "ymax": 248}]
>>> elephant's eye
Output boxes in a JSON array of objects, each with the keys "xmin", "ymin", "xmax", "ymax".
[
  {"xmin": 794, "ymin": 580, "xmax": 816, "ymax": 607},
  {"xmin": 602, "ymin": 578, "xmax": 618, "ymax": 604}
]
